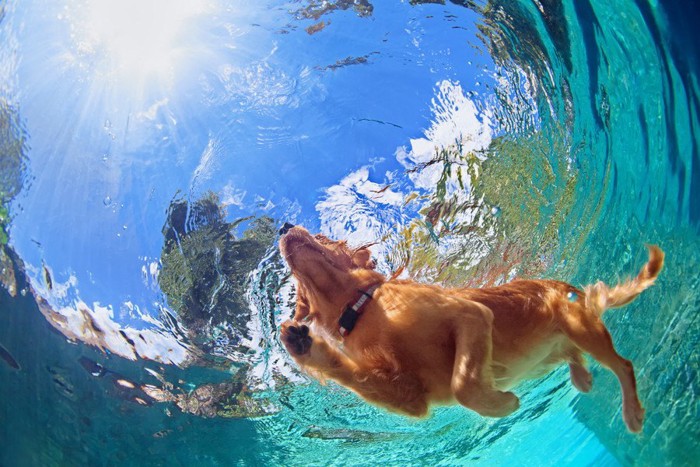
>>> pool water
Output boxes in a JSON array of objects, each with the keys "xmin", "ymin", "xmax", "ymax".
[{"xmin": 0, "ymin": 0, "xmax": 698, "ymax": 465}]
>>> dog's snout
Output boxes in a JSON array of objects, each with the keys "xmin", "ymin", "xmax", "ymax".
[{"xmin": 279, "ymin": 222, "xmax": 295, "ymax": 235}]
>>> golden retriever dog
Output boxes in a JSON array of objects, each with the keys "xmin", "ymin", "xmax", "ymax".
[{"xmin": 278, "ymin": 224, "xmax": 663, "ymax": 433}]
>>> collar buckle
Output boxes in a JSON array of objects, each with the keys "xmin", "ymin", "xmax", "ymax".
[
  {"xmin": 339, "ymin": 307, "xmax": 359, "ymax": 337},
  {"xmin": 337, "ymin": 285, "xmax": 379, "ymax": 338}
]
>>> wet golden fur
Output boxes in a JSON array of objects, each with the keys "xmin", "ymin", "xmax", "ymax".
[{"xmin": 279, "ymin": 226, "xmax": 664, "ymax": 432}]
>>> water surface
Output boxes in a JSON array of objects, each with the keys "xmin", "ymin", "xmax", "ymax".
[{"xmin": 0, "ymin": 0, "xmax": 698, "ymax": 465}]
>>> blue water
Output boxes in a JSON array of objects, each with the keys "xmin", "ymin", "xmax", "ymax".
[{"xmin": 0, "ymin": 0, "xmax": 698, "ymax": 465}]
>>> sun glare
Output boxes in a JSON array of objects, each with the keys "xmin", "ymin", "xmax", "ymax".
[{"xmin": 77, "ymin": 0, "xmax": 209, "ymax": 80}]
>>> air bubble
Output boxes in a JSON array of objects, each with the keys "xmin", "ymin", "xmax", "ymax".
[
  {"xmin": 490, "ymin": 206, "xmax": 501, "ymax": 217},
  {"xmin": 103, "ymin": 196, "xmax": 112, "ymax": 206}
]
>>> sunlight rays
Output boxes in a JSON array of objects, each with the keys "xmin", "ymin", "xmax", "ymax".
[{"xmin": 78, "ymin": 0, "xmax": 209, "ymax": 81}]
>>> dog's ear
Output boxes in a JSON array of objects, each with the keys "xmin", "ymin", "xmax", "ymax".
[{"xmin": 353, "ymin": 248, "xmax": 376, "ymax": 270}]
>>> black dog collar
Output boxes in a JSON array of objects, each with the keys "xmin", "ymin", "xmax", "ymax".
[{"xmin": 338, "ymin": 285, "xmax": 379, "ymax": 338}]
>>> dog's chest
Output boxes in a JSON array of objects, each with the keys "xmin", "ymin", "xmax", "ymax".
[
  {"xmin": 308, "ymin": 319, "xmax": 370, "ymax": 359},
  {"xmin": 308, "ymin": 319, "xmax": 345, "ymax": 350}
]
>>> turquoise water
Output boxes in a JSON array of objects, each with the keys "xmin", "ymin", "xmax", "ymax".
[{"xmin": 0, "ymin": 0, "xmax": 698, "ymax": 465}]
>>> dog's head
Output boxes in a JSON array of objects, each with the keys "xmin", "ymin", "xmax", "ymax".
[{"xmin": 279, "ymin": 226, "xmax": 380, "ymax": 321}]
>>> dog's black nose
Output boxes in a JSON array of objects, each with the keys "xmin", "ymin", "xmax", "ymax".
[{"xmin": 279, "ymin": 222, "xmax": 295, "ymax": 235}]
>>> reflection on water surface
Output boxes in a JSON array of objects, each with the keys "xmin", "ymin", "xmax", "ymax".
[{"xmin": 1, "ymin": 0, "xmax": 699, "ymax": 465}]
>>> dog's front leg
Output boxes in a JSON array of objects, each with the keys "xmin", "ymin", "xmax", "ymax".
[
  {"xmin": 293, "ymin": 284, "xmax": 311, "ymax": 321},
  {"xmin": 450, "ymin": 302, "xmax": 520, "ymax": 418},
  {"xmin": 279, "ymin": 321, "xmax": 378, "ymax": 403},
  {"xmin": 280, "ymin": 321, "xmax": 427, "ymax": 417},
  {"xmin": 280, "ymin": 320, "xmax": 356, "ymax": 382}
]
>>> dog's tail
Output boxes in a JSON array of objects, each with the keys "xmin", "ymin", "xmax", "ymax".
[{"xmin": 585, "ymin": 245, "xmax": 664, "ymax": 316}]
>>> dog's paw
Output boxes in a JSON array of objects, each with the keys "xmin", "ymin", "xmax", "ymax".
[
  {"xmin": 623, "ymin": 400, "xmax": 645, "ymax": 433},
  {"xmin": 466, "ymin": 390, "xmax": 520, "ymax": 418},
  {"xmin": 280, "ymin": 322, "xmax": 312, "ymax": 356},
  {"xmin": 491, "ymin": 391, "xmax": 520, "ymax": 417},
  {"xmin": 569, "ymin": 363, "xmax": 593, "ymax": 393}
]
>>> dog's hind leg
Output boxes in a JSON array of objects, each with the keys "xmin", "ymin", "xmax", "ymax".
[
  {"xmin": 451, "ymin": 302, "xmax": 520, "ymax": 418},
  {"xmin": 568, "ymin": 350, "xmax": 592, "ymax": 393},
  {"xmin": 560, "ymin": 311, "xmax": 644, "ymax": 432}
]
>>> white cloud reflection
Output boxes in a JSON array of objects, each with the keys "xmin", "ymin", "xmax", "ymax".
[
  {"xmin": 398, "ymin": 80, "xmax": 493, "ymax": 189},
  {"xmin": 28, "ymin": 268, "xmax": 191, "ymax": 366},
  {"xmin": 317, "ymin": 166, "xmax": 407, "ymax": 249},
  {"xmin": 318, "ymin": 80, "xmax": 494, "ymax": 261}
]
